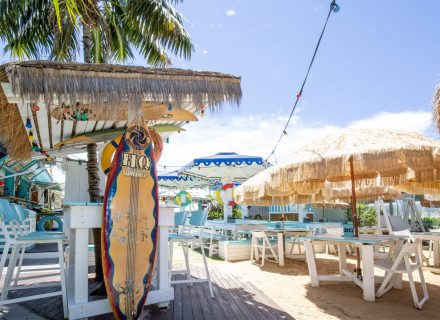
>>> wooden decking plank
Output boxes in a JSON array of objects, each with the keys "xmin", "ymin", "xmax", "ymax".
[
  {"xmin": 180, "ymin": 280, "xmax": 195, "ymax": 320},
  {"xmin": 188, "ymin": 281, "xmax": 204, "ymax": 320},
  {"xmin": 206, "ymin": 266, "xmax": 248, "ymax": 320},
  {"xmin": 172, "ymin": 277, "xmax": 183, "ymax": 320},
  {"xmin": 194, "ymin": 276, "xmax": 223, "ymax": 320},
  {"xmin": 213, "ymin": 268, "xmax": 269, "ymax": 320},
  {"xmin": 228, "ymin": 272, "xmax": 294, "ymax": 320}
]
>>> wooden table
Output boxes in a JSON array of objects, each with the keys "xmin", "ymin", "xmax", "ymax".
[
  {"xmin": 304, "ymin": 235, "xmax": 404, "ymax": 302},
  {"xmin": 265, "ymin": 228, "xmax": 311, "ymax": 267},
  {"xmin": 64, "ymin": 202, "xmax": 175, "ymax": 319},
  {"xmin": 413, "ymin": 232, "xmax": 440, "ymax": 266}
]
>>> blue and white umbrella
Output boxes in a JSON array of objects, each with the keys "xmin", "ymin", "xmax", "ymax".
[
  {"xmin": 178, "ymin": 152, "xmax": 269, "ymax": 222},
  {"xmin": 178, "ymin": 152, "xmax": 268, "ymax": 182},
  {"xmin": 158, "ymin": 175, "xmax": 211, "ymax": 190}
]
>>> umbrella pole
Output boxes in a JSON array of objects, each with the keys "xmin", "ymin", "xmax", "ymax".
[{"xmin": 349, "ymin": 156, "xmax": 362, "ymax": 278}]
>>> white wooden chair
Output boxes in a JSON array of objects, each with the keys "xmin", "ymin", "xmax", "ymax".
[
  {"xmin": 0, "ymin": 218, "xmax": 68, "ymax": 317},
  {"xmin": 250, "ymin": 231, "xmax": 278, "ymax": 266},
  {"xmin": 375, "ymin": 238, "xmax": 429, "ymax": 309}
]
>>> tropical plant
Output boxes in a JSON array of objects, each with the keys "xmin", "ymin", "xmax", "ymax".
[
  {"xmin": 0, "ymin": 0, "xmax": 193, "ymax": 292},
  {"xmin": 206, "ymin": 195, "xmax": 223, "ymax": 220},
  {"xmin": 0, "ymin": 0, "xmax": 193, "ymax": 65},
  {"xmin": 344, "ymin": 202, "xmax": 377, "ymax": 227}
]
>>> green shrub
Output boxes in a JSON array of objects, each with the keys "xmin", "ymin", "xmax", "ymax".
[{"xmin": 344, "ymin": 202, "xmax": 377, "ymax": 227}]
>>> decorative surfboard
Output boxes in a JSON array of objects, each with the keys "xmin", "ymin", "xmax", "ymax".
[
  {"xmin": 54, "ymin": 124, "xmax": 184, "ymax": 149},
  {"xmin": 51, "ymin": 103, "xmax": 198, "ymax": 122},
  {"xmin": 102, "ymin": 117, "xmax": 159, "ymax": 320}
]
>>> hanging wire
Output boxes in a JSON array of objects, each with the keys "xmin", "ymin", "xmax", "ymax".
[{"xmin": 266, "ymin": 0, "xmax": 340, "ymax": 161}]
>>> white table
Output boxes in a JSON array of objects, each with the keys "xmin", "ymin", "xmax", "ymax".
[
  {"xmin": 413, "ymin": 232, "xmax": 440, "ymax": 266},
  {"xmin": 205, "ymin": 221, "xmax": 267, "ymax": 239},
  {"xmin": 265, "ymin": 228, "xmax": 311, "ymax": 267},
  {"xmin": 64, "ymin": 202, "xmax": 175, "ymax": 319},
  {"xmin": 304, "ymin": 235, "xmax": 404, "ymax": 302}
]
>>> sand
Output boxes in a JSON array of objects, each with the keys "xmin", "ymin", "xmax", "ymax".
[{"xmin": 178, "ymin": 249, "xmax": 440, "ymax": 320}]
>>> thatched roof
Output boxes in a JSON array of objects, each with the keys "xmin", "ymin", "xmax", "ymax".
[
  {"xmin": 433, "ymin": 85, "xmax": 440, "ymax": 133},
  {"xmin": 270, "ymin": 127, "xmax": 440, "ymax": 194},
  {"xmin": 0, "ymin": 60, "xmax": 241, "ymax": 110},
  {"xmin": 0, "ymin": 89, "xmax": 32, "ymax": 159},
  {"xmin": 0, "ymin": 60, "xmax": 242, "ymax": 159}
]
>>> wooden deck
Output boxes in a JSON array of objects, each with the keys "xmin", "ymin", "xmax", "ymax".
[{"xmin": 9, "ymin": 264, "xmax": 293, "ymax": 320}]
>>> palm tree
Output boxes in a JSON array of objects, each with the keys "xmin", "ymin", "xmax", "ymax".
[{"xmin": 0, "ymin": 0, "xmax": 193, "ymax": 292}]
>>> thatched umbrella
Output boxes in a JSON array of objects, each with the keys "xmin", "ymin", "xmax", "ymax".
[
  {"xmin": 433, "ymin": 84, "xmax": 440, "ymax": 133},
  {"xmin": 269, "ymin": 127, "xmax": 440, "ymax": 276},
  {"xmin": 0, "ymin": 60, "xmax": 242, "ymax": 159}
]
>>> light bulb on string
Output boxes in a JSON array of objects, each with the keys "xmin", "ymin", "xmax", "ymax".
[
  {"xmin": 26, "ymin": 118, "xmax": 32, "ymax": 129},
  {"xmin": 283, "ymin": 130, "xmax": 288, "ymax": 136},
  {"xmin": 28, "ymin": 131, "xmax": 34, "ymax": 142},
  {"xmin": 332, "ymin": 2, "xmax": 340, "ymax": 13}
]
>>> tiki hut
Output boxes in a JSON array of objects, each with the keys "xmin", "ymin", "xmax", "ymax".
[{"xmin": 0, "ymin": 60, "xmax": 242, "ymax": 160}]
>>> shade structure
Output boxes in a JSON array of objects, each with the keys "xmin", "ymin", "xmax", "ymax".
[
  {"xmin": 269, "ymin": 127, "xmax": 440, "ymax": 277},
  {"xmin": 179, "ymin": 152, "xmax": 268, "ymax": 222},
  {"xmin": 433, "ymin": 84, "xmax": 440, "ymax": 134},
  {"xmin": 0, "ymin": 60, "xmax": 242, "ymax": 159},
  {"xmin": 178, "ymin": 152, "xmax": 269, "ymax": 182},
  {"xmin": 270, "ymin": 127, "xmax": 440, "ymax": 193},
  {"xmin": 158, "ymin": 175, "xmax": 211, "ymax": 190}
]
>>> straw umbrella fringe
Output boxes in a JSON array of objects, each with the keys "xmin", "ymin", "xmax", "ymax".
[
  {"xmin": 0, "ymin": 89, "xmax": 32, "ymax": 159},
  {"xmin": 433, "ymin": 85, "xmax": 440, "ymax": 133},
  {"xmin": 2, "ymin": 61, "xmax": 242, "ymax": 113}
]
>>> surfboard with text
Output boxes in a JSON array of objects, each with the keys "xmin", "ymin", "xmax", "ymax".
[{"xmin": 102, "ymin": 117, "xmax": 159, "ymax": 320}]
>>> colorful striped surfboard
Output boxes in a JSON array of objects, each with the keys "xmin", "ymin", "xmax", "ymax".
[{"xmin": 102, "ymin": 117, "xmax": 159, "ymax": 320}]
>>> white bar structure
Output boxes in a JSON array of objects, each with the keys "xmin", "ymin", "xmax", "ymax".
[{"xmin": 64, "ymin": 203, "xmax": 175, "ymax": 319}]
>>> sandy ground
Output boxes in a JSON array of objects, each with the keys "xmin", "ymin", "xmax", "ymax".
[{"xmin": 173, "ymin": 246, "xmax": 440, "ymax": 320}]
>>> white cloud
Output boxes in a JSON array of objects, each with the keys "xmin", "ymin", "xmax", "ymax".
[
  {"xmin": 225, "ymin": 10, "xmax": 236, "ymax": 16},
  {"xmin": 349, "ymin": 111, "xmax": 432, "ymax": 133},
  {"xmin": 158, "ymin": 110, "xmax": 434, "ymax": 170}
]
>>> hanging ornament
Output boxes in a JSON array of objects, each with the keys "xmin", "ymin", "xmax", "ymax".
[
  {"xmin": 32, "ymin": 105, "xmax": 40, "ymax": 112},
  {"xmin": 25, "ymin": 118, "xmax": 32, "ymax": 129},
  {"xmin": 166, "ymin": 138, "xmax": 170, "ymax": 144},
  {"xmin": 28, "ymin": 131, "xmax": 34, "ymax": 142},
  {"xmin": 332, "ymin": 2, "xmax": 340, "ymax": 13},
  {"xmin": 167, "ymin": 104, "xmax": 173, "ymax": 111}
]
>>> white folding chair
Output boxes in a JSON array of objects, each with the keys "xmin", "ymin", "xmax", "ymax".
[
  {"xmin": 375, "ymin": 238, "xmax": 429, "ymax": 309},
  {"xmin": 250, "ymin": 231, "xmax": 278, "ymax": 266}
]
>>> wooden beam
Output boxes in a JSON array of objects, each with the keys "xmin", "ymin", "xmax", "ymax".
[
  {"xmin": 92, "ymin": 121, "xmax": 99, "ymax": 133},
  {"xmin": 71, "ymin": 120, "xmax": 77, "ymax": 138},
  {"xmin": 47, "ymin": 106, "xmax": 53, "ymax": 149},
  {"xmin": 60, "ymin": 118, "xmax": 64, "ymax": 143},
  {"xmin": 31, "ymin": 107, "xmax": 43, "ymax": 150}
]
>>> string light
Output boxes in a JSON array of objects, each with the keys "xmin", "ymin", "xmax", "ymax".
[
  {"xmin": 28, "ymin": 131, "xmax": 34, "ymax": 142},
  {"xmin": 266, "ymin": 0, "xmax": 339, "ymax": 161},
  {"xmin": 26, "ymin": 118, "xmax": 32, "ymax": 129}
]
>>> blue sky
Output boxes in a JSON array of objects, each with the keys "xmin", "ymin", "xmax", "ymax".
[
  {"xmin": 2, "ymin": 0, "xmax": 440, "ymax": 170},
  {"xmin": 167, "ymin": 0, "xmax": 440, "ymax": 124},
  {"xmin": 155, "ymin": 0, "xmax": 440, "ymax": 169}
]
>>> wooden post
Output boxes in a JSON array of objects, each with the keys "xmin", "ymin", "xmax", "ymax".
[{"xmin": 349, "ymin": 156, "xmax": 362, "ymax": 278}]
